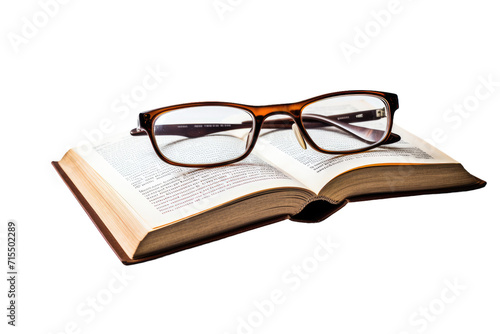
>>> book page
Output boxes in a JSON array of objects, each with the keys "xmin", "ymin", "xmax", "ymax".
[
  {"xmin": 254, "ymin": 125, "xmax": 457, "ymax": 193},
  {"xmin": 76, "ymin": 135, "xmax": 307, "ymax": 229}
]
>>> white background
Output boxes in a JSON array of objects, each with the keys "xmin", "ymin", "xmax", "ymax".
[{"xmin": 1, "ymin": 1, "xmax": 499, "ymax": 333}]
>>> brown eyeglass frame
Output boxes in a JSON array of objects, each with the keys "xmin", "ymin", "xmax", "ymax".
[{"xmin": 131, "ymin": 90, "xmax": 400, "ymax": 168}]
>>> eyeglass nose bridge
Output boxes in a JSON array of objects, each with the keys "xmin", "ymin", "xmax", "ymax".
[{"xmin": 255, "ymin": 111, "xmax": 308, "ymax": 150}]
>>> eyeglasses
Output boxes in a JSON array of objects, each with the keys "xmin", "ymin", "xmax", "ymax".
[{"xmin": 130, "ymin": 90, "xmax": 400, "ymax": 167}]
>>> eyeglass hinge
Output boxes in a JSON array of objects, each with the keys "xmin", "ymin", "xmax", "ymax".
[{"xmin": 376, "ymin": 109, "xmax": 387, "ymax": 118}]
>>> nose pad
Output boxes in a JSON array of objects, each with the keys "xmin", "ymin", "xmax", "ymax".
[
  {"xmin": 292, "ymin": 123, "xmax": 307, "ymax": 150},
  {"xmin": 245, "ymin": 127, "xmax": 254, "ymax": 150}
]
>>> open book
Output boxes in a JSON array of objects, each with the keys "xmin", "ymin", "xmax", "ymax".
[{"xmin": 52, "ymin": 125, "xmax": 485, "ymax": 264}]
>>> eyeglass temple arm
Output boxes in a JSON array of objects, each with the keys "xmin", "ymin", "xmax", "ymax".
[
  {"xmin": 130, "ymin": 108, "xmax": 399, "ymax": 144},
  {"xmin": 281, "ymin": 114, "xmax": 400, "ymax": 144},
  {"xmin": 302, "ymin": 115, "xmax": 400, "ymax": 144}
]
